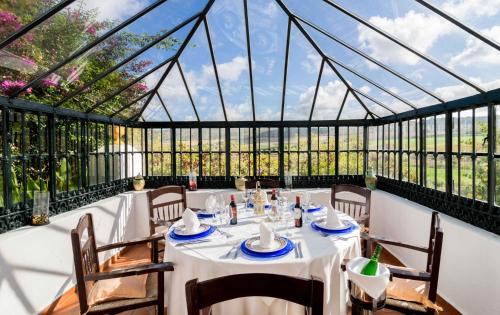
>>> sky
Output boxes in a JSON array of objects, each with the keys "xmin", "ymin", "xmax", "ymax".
[{"xmin": 49, "ymin": 0, "xmax": 500, "ymax": 120}]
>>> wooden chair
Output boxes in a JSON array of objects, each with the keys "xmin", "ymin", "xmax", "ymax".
[
  {"xmin": 147, "ymin": 185, "xmax": 187, "ymax": 236},
  {"xmin": 71, "ymin": 213, "xmax": 174, "ymax": 315},
  {"xmin": 185, "ymin": 273, "xmax": 324, "ymax": 315},
  {"xmin": 355, "ymin": 211, "xmax": 444, "ymax": 314},
  {"xmin": 245, "ymin": 178, "xmax": 280, "ymax": 190},
  {"xmin": 331, "ymin": 184, "xmax": 371, "ymax": 229}
]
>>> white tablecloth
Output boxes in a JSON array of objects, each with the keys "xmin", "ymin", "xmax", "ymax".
[{"xmin": 163, "ymin": 202, "xmax": 361, "ymax": 315}]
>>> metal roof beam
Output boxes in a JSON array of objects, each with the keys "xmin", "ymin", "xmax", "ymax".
[
  {"xmin": 156, "ymin": 92, "xmax": 173, "ymax": 122},
  {"xmin": 177, "ymin": 62, "xmax": 200, "ymax": 121},
  {"xmin": 415, "ymin": 0, "xmax": 500, "ymax": 52},
  {"xmin": 54, "ymin": 12, "xmax": 200, "ymax": 107},
  {"xmin": 322, "ymin": 0, "xmax": 484, "ymax": 93},
  {"xmin": 135, "ymin": 0, "xmax": 216, "ymax": 121},
  {"xmin": 336, "ymin": 90, "xmax": 349, "ymax": 120},
  {"xmin": 0, "ymin": 0, "xmax": 77, "ymax": 50},
  {"xmin": 280, "ymin": 18, "xmax": 292, "ymax": 121},
  {"xmin": 12, "ymin": 0, "xmax": 171, "ymax": 98},
  {"xmin": 309, "ymin": 59, "xmax": 325, "ymax": 121},
  {"xmin": 243, "ymin": 0, "xmax": 256, "ymax": 121},
  {"xmin": 294, "ymin": 14, "xmax": 444, "ymax": 103}
]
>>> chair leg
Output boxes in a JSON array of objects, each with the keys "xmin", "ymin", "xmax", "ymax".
[{"xmin": 157, "ymin": 271, "xmax": 165, "ymax": 315}]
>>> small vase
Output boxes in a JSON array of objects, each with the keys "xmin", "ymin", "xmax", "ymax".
[
  {"xmin": 133, "ymin": 174, "xmax": 145, "ymax": 191},
  {"xmin": 365, "ymin": 168, "xmax": 377, "ymax": 190}
]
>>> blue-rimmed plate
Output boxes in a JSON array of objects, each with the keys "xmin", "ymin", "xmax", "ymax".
[
  {"xmin": 289, "ymin": 204, "xmax": 324, "ymax": 213},
  {"xmin": 196, "ymin": 209, "xmax": 215, "ymax": 219},
  {"xmin": 311, "ymin": 219, "xmax": 356, "ymax": 234},
  {"xmin": 169, "ymin": 223, "xmax": 215, "ymax": 241},
  {"xmin": 247, "ymin": 203, "xmax": 271, "ymax": 210},
  {"xmin": 240, "ymin": 236, "xmax": 294, "ymax": 258}
]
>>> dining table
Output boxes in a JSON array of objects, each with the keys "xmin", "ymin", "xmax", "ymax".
[{"xmin": 163, "ymin": 196, "xmax": 361, "ymax": 315}]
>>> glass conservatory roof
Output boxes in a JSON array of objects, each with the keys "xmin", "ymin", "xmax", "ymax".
[{"xmin": 0, "ymin": 0, "xmax": 499, "ymax": 122}]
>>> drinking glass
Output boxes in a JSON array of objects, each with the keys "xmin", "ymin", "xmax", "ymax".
[
  {"xmin": 242, "ymin": 189, "xmax": 249, "ymax": 212},
  {"xmin": 206, "ymin": 194, "xmax": 216, "ymax": 224},
  {"xmin": 303, "ymin": 192, "xmax": 311, "ymax": 223},
  {"xmin": 278, "ymin": 196, "xmax": 291, "ymax": 236}
]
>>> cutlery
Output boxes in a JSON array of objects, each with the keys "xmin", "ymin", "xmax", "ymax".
[
  {"xmin": 294, "ymin": 242, "xmax": 299, "ymax": 258},
  {"xmin": 224, "ymin": 244, "xmax": 238, "ymax": 258},
  {"xmin": 232, "ymin": 247, "xmax": 240, "ymax": 259},
  {"xmin": 297, "ymin": 241, "xmax": 303, "ymax": 258},
  {"xmin": 175, "ymin": 239, "xmax": 210, "ymax": 247},
  {"xmin": 217, "ymin": 228, "xmax": 233, "ymax": 238}
]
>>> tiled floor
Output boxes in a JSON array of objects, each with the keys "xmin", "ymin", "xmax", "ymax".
[{"xmin": 41, "ymin": 244, "xmax": 459, "ymax": 315}]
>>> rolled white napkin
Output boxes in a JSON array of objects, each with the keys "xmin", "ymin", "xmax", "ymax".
[
  {"xmin": 346, "ymin": 257, "xmax": 390, "ymax": 299},
  {"xmin": 259, "ymin": 222, "xmax": 274, "ymax": 249},
  {"xmin": 182, "ymin": 208, "xmax": 200, "ymax": 233},
  {"xmin": 326, "ymin": 208, "xmax": 342, "ymax": 228}
]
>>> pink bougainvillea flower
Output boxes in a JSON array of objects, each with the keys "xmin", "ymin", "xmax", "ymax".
[
  {"xmin": 86, "ymin": 24, "xmax": 97, "ymax": 36},
  {"xmin": 40, "ymin": 73, "xmax": 61, "ymax": 88},
  {"xmin": 0, "ymin": 11, "xmax": 21, "ymax": 30},
  {"xmin": 0, "ymin": 79, "xmax": 26, "ymax": 96},
  {"xmin": 136, "ymin": 82, "xmax": 149, "ymax": 92},
  {"xmin": 68, "ymin": 67, "xmax": 80, "ymax": 82}
]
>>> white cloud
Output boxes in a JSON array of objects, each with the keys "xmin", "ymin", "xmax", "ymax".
[
  {"xmin": 357, "ymin": 11, "xmax": 454, "ymax": 65},
  {"xmin": 226, "ymin": 101, "xmax": 252, "ymax": 120},
  {"xmin": 449, "ymin": 26, "xmax": 500, "ymax": 67},
  {"xmin": 301, "ymin": 53, "xmax": 322, "ymax": 74},
  {"xmin": 262, "ymin": 2, "xmax": 278, "ymax": 18},
  {"xmin": 359, "ymin": 86, "xmax": 371, "ymax": 94},
  {"xmin": 441, "ymin": 0, "xmax": 500, "ymax": 20},
  {"xmin": 217, "ymin": 56, "xmax": 248, "ymax": 81},
  {"xmin": 291, "ymin": 80, "xmax": 349, "ymax": 119},
  {"xmin": 83, "ymin": 0, "xmax": 148, "ymax": 21}
]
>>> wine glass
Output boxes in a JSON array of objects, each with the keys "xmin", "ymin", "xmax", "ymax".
[
  {"xmin": 278, "ymin": 196, "xmax": 291, "ymax": 237},
  {"xmin": 215, "ymin": 194, "xmax": 225, "ymax": 225},
  {"xmin": 303, "ymin": 192, "xmax": 311, "ymax": 223},
  {"xmin": 206, "ymin": 194, "xmax": 216, "ymax": 224},
  {"xmin": 242, "ymin": 189, "xmax": 249, "ymax": 212}
]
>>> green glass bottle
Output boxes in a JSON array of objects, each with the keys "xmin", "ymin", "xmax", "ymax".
[{"xmin": 360, "ymin": 245, "xmax": 382, "ymax": 276}]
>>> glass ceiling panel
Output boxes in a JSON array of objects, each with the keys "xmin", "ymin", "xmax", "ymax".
[
  {"xmin": 89, "ymin": 63, "xmax": 167, "ymax": 115},
  {"xmin": 206, "ymin": 0, "xmax": 252, "ymax": 121},
  {"xmin": 1, "ymin": 0, "xmax": 205, "ymax": 104},
  {"xmin": 283, "ymin": 25, "xmax": 322, "ymax": 120},
  {"xmin": 157, "ymin": 63, "xmax": 198, "ymax": 121},
  {"xmin": 282, "ymin": 0, "xmax": 486, "ymax": 105},
  {"xmin": 0, "ymin": 0, "xmax": 156, "ymax": 97},
  {"xmin": 0, "ymin": 0, "xmax": 66, "ymax": 41},
  {"xmin": 248, "ymin": 0, "xmax": 288, "ymax": 121},
  {"xmin": 334, "ymin": 0, "xmax": 500, "ymax": 92},
  {"xmin": 56, "ymin": 21, "xmax": 193, "ymax": 110},
  {"xmin": 311, "ymin": 66, "xmax": 348, "ymax": 120},
  {"xmin": 178, "ymin": 25, "xmax": 224, "ymax": 121},
  {"xmin": 335, "ymin": 66, "xmax": 412, "ymax": 114},
  {"xmin": 302, "ymin": 23, "xmax": 438, "ymax": 108},
  {"xmin": 339, "ymin": 93, "xmax": 367, "ymax": 119},
  {"xmin": 356, "ymin": 93, "xmax": 393, "ymax": 118},
  {"xmin": 115, "ymin": 93, "xmax": 150, "ymax": 120},
  {"xmin": 141, "ymin": 93, "xmax": 169, "ymax": 121}
]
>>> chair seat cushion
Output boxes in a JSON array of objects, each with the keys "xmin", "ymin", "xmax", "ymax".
[
  {"xmin": 87, "ymin": 273, "xmax": 148, "ymax": 306},
  {"xmin": 88, "ymin": 273, "xmax": 158, "ymax": 311},
  {"xmin": 385, "ymin": 277, "xmax": 442, "ymax": 312}
]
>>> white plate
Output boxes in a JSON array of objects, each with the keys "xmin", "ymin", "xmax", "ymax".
[
  {"xmin": 174, "ymin": 223, "xmax": 210, "ymax": 236},
  {"xmin": 244, "ymin": 236, "xmax": 287, "ymax": 253},
  {"xmin": 315, "ymin": 218, "xmax": 349, "ymax": 231}
]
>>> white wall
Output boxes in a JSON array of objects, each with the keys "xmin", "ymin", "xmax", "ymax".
[
  {"xmin": 0, "ymin": 192, "xmax": 139, "ymax": 314},
  {"xmin": 370, "ymin": 190, "xmax": 500, "ymax": 315}
]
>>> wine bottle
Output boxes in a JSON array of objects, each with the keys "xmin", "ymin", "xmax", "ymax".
[
  {"xmin": 230, "ymin": 195, "xmax": 237, "ymax": 225},
  {"xmin": 294, "ymin": 195, "xmax": 302, "ymax": 228},
  {"xmin": 271, "ymin": 189, "xmax": 278, "ymax": 215},
  {"xmin": 360, "ymin": 245, "xmax": 382, "ymax": 276}
]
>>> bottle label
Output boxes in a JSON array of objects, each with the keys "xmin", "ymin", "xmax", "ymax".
[{"xmin": 294, "ymin": 208, "xmax": 302, "ymax": 219}]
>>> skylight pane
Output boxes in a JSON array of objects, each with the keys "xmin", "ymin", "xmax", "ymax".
[
  {"xmin": 339, "ymin": 93, "xmax": 367, "ymax": 119},
  {"xmin": 0, "ymin": 1, "xmax": 66, "ymax": 41},
  {"xmin": 283, "ymin": 25, "xmax": 322, "ymax": 120},
  {"xmin": 357, "ymin": 93, "xmax": 393, "ymax": 117},
  {"xmin": 89, "ymin": 63, "xmax": 166, "ymax": 115},
  {"xmin": 283, "ymin": 0, "xmax": 490, "ymax": 107},
  {"xmin": 178, "ymin": 26, "xmax": 224, "ymax": 121},
  {"xmin": 115, "ymin": 94, "xmax": 150, "ymax": 120},
  {"xmin": 141, "ymin": 94, "xmax": 169, "ymax": 121},
  {"xmin": 248, "ymin": 0, "xmax": 288, "ymax": 121},
  {"xmin": 207, "ymin": 0, "xmax": 252, "ymax": 121},
  {"xmin": 157, "ymin": 64, "xmax": 198, "ymax": 121},
  {"xmin": 55, "ymin": 21, "xmax": 194, "ymax": 109},
  {"xmin": 311, "ymin": 66, "xmax": 348, "ymax": 120}
]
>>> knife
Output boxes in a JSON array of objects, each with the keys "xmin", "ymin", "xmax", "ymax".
[
  {"xmin": 298, "ymin": 241, "xmax": 303, "ymax": 258},
  {"xmin": 175, "ymin": 239, "xmax": 210, "ymax": 247}
]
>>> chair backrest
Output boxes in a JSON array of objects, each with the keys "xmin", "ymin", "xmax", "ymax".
[
  {"xmin": 147, "ymin": 185, "xmax": 187, "ymax": 235},
  {"xmin": 185, "ymin": 273, "xmax": 324, "ymax": 315},
  {"xmin": 331, "ymin": 184, "xmax": 371, "ymax": 225},
  {"xmin": 71, "ymin": 213, "xmax": 99, "ymax": 314},
  {"xmin": 426, "ymin": 212, "xmax": 443, "ymax": 304},
  {"xmin": 245, "ymin": 178, "xmax": 280, "ymax": 190}
]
